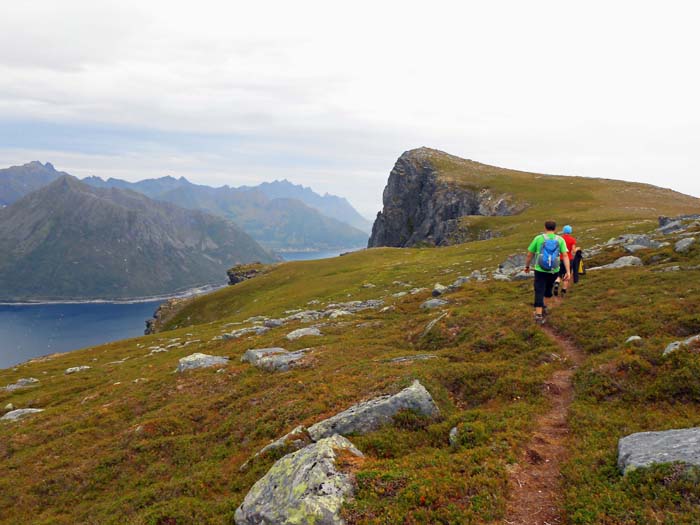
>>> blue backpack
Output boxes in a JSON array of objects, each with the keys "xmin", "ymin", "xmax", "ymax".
[{"xmin": 538, "ymin": 234, "xmax": 561, "ymax": 271}]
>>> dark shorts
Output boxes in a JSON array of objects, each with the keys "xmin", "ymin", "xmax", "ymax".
[{"xmin": 534, "ymin": 270, "xmax": 558, "ymax": 307}]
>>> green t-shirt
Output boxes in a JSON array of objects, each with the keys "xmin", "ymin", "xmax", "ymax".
[{"xmin": 528, "ymin": 233, "xmax": 568, "ymax": 273}]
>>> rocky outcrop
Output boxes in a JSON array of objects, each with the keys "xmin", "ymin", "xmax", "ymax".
[
  {"xmin": 3, "ymin": 377, "xmax": 39, "ymax": 391},
  {"xmin": 618, "ymin": 427, "xmax": 700, "ymax": 474},
  {"xmin": 307, "ymin": 380, "xmax": 440, "ymax": 441},
  {"xmin": 589, "ymin": 256, "xmax": 643, "ymax": 271},
  {"xmin": 227, "ymin": 262, "xmax": 266, "ymax": 285},
  {"xmin": 241, "ymin": 348, "xmax": 310, "ymax": 372},
  {"xmin": 368, "ymin": 148, "xmax": 525, "ymax": 248},
  {"xmin": 145, "ymin": 296, "xmax": 193, "ymax": 335},
  {"xmin": 235, "ymin": 435, "xmax": 363, "ymax": 525}
]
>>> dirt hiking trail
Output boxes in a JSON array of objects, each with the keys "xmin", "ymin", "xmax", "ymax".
[{"xmin": 504, "ymin": 316, "xmax": 585, "ymax": 525}]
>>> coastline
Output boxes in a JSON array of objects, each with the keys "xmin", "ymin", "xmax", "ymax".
[{"xmin": 0, "ymin": 283, "xmax": 226, "ymax": 306}]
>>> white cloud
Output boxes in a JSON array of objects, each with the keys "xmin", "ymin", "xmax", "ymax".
[{"xmin": 0, "ymin": 0, "xmax": 699, "ymax": 217}]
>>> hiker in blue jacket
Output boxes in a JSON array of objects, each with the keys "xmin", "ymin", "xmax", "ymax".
[{"xmin": 524, "ymin": 220, "xmax": 571, "ymax": 325}]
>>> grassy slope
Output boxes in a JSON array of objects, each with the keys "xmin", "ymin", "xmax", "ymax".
[{"xmin": 1, "ymin": 153, "xmax": 699, "ymax": 524}]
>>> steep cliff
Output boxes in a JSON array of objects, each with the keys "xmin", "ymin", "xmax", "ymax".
[{"xmin": 368, "ymin": 148, "xmax": 526, "ymax": 247}]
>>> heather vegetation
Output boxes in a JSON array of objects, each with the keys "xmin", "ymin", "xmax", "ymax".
[{"xmin": 1, "ymin": 152, "xmax": 699, "ymax": 524}]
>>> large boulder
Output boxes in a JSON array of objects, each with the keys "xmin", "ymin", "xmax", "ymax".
[
  {"xmin": 1, "ymin": 408, "xmax": 44, "ymax": 421},
  {"xmin": 307, "ymin": 380, "xmax": 440, "ymax": 441},
  {"xmin": 176, "ymin": 353, "xmax": 229, "ymax": 372},
  {"xmin": 618, "ymin": 427, "xmax": 700, "ymax": 474},
  {"xmin": 234, "ymin": 435, "xmax": 363, "ymax": 525},
  {"xmin": 589, "ymin": 256, "xmax": 643, "ymax": 271}
]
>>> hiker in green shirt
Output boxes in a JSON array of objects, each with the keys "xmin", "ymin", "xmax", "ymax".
[{"xmin": 524, "ymin": 220, "xmax": 571, "ymax": 325}]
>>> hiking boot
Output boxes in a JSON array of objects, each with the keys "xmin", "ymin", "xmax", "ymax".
[
  {"xmin": 534, "ymin": 314, "xmax": 545, "ymax": 326},
  {"xmin": 542, "ymin": 306, "xmax": 548, "ymax": 317},
  {"xmin": 553, "ymin": 281, "xmax": 560, "ymax": 297}
]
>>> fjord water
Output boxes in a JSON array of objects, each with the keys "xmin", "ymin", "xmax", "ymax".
[
  {"xmin": 0, "ymin": 250, "xmax": 356, "ymax": 370},
  {"xmin": 0, "ymin": 301, "xmax": 161, "ymax": 369}
]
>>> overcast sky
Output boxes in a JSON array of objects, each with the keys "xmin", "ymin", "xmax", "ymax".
[{"xmin": 0, "ymin": 1, "xmax": 698, "ymax": 218}]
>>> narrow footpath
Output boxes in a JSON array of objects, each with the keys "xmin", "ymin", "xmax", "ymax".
[{"xmin": 504, "ymin": 321, "xmax": 585, "ymax": 525}]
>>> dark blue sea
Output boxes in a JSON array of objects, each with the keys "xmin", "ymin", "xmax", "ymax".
[
  {"xmin": 0, "ymin": 301, "xmax": 161, "ymax": 369},
  {"xmin": 0, "ymin": 250, "xmax": 360, "ymax": 369}
]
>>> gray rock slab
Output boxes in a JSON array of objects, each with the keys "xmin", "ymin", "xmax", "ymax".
[
  {"xmin": 1, "ymin": 408, "xmax": 44, "ymax": 421},
  {"xmin": 663, "ymin": 334, "xmax": 700, "ymax": 356},
  {"xmin": 241, "ymin": 348, "xmax": 288, "ymax": 365},
  {"xmin": 177, "ymin": 353, "xmax": 229, "ymax": 372},
  {"xmin": 420, "ymin": 298, "xmax": 448, "ymax": 309},
  {"xmin": 307, "ymin": 380, "xmax": 439, "ymax": 441},
  {"xmin": 242, "ymin": 348, "xmax": 310, "ymax": 372},
  {"xmin": 235, "ymin": 434, "xmax": 363, "ymax": 525},
  {"xmin": 675, "ymin": 237, "xmax": 696, "ymax": 253},
  {"xmin": 4, "ymin": 377, "xmax": 39, "ymax": 391},
  {"xmin": 589, "ymin": 256, "xmax": 643, "ymax": 271},
  {"xmin": 223, "ymin": 326, "xmax": 270, "ymax": 340},
  {"xmin": 618, "ymin": 427, "xmax": 700, "ymax": 474},
  {"xmin": 286, "ymin": 327, "xmax": 322, "ymax": 341}
]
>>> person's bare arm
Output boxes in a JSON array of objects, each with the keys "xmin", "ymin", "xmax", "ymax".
[
  {"xmin": 563, "ymin": 256, "xmax": 571, "ymax": 280},
  {"xmin": 525, "ymin": 251, "xmax": 534, "ymax": 273}
]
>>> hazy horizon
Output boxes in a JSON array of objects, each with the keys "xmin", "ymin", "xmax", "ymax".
[{"xmin": 1, "ymin": 1, "xmax": 699, "ymax": 217}]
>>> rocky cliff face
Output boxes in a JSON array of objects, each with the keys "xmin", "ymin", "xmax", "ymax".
[{"xmin": 368, "ymin": 148, "xmax": 525, "ymax": 247}]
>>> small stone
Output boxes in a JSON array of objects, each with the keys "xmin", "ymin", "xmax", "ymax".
[
  {"xmin": 392, "ymin": 291, "xmax": 407, "ymax": 298},
  {"xmin": 388, "ymin": 354, "xmax": 438, "ymax": 363},
  {"xmin": 675, "ymin": 238, "xmax": 696, "ymax": 253},
  {"xmin": 626, "ymin": 336, "xmax": 643, "ymax": 344},
  {"xmin": 432, "ymin": 283, "xmax": 448, "ymax": 297},
  {"xmin": 65, "ymin": 366, "xmax": 91, "ymax": 375},
  {"xmin": 4, "ymin": 403, "xmax": 15, "ymax": 412},
  {"xmin": 286, "ymin": 327, "xmax": 322, "ymax": 341},
  {"xmin": 420, "ymin": 298, "xmax": 448, "ymax": 309},
  {"xmin": 1, "ymin": 408, "xmax": 44, "ymax": 421},
  {"xmin": 663, "ymin": 334, "xmax": 700, "ymax": 356},
  {"xmin": 449, "ymin": 426, "xmax": 459, "ymax": 447},
  {"xmin": 263, "ymin": 318, "xmax": 285, "ymax": 328},
  {"xmin": 176, "ymin": 353, "xmax": 229, "ymax": 372}
]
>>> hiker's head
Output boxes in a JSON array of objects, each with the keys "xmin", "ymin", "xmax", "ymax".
[
  {"xmin": 563, "ymin": 225, "xmax": 573, "ymax": 234},
  {"xmin": 544, "ymin": 220, "xmax": 557, "ymax": 232}
]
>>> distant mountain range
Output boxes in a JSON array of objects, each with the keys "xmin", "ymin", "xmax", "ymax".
[
  {"xmin": 0, "ymin": 162, "xmax": 370, "ymax": 251},
  {"xmin": 0, "ymin": 176, "xmax": 276, "ymax": 301}
]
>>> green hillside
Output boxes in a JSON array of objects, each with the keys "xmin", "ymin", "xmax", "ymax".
[{"xmin": 1, "ymin": 152, "xmax": 699, "ymax": 524}]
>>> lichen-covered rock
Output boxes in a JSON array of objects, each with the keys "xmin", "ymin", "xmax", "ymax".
[
  {"xmin": 420, "ymin": 298, "xmax": 448, "ymax": 309},
  {"xmin": 4, "ymin": 377, "xmax": 39, "ymax": 391},
  {"xmin": 618, "ymin": 427, "xmax": 700, "ymax": 474},
  {"xmin": 176, "ymin": 353, "xmax": 229, "ymax": 372},
  {"xmin": 307, "ymin": 380, "xmax": 439, "ymax": 441},
  {"xmin": 65, "ymin": 366, "xmax": 91, "ymax": 375},
  {"xmin": 1, "ymin": 408, "xmax": 44, "ymax": 421},
  {"xmin": 286, "ymin": 327, "xmax": 322, "ymax": 341},
  {"xmin": 242, "ymin": 348, "xmax": 309, "ymax": 372},
  {"xmin": 368, "ymin": 148, "xmax": 525, "ymax": 248},
  {"xmin": 240, "ymin": 425, "xmax": 312, "ymax": 472},
  {"xmin": 234, "ymin": 435, "xmax": 363, "ymax": 525},
  {"xmin": 663, "ymin": 334, "xmax": 700, "ymax": 356}
]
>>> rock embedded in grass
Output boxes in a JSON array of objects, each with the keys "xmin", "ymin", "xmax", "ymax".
[
  {"xmin": 222, "ymin": 326, "xmax": 270, "ymax": 340},
  {"xmin": 420, "ymin": 298, "xmax": 448, "ymax": 309},
  {"xmin": 625, "ymin": 336, "xmax": 643, "ymax": 344},
  {"xmin": 176, "ymin": 353, "xmax": 229, "ymax": 372},
  {"xmin": 235, "ymin": 434, "xmax": 363, "ymax": 525},
  {"xmin": 65, "ymin": 366, "xmax": 91, "ymax": 375},
  {"xmin": 307, "ymin": 380, "xmax": 440, "ymax": 441},
  {"xmin": 241, "ymin": 347, "xmax": 310, "ymax": 372},
  {"xmin": 432, "ymin": 283, "xmax": 448, "ymax": 296},
  {"xmin": 1, "ymin": 408, "xmax": 44, "ymax": 421},
  {"xmin": 388, "ymin": 354, "xmax": 438, "ymax": 363},
  {"xmin": 286, "ymin": 327, "xmax": 322, "ymax": 340},
  {"xmin": 675, "ymin": 237, "xmax": 696, "ymax": 253},
  {"xmin": 663, "ymin": 334, "xmax": 700, "ymax": 356},
  {"xmin": 3, "ymin": 377, "xmax": 39, "ymax": 391},
  {"xmin": 618, "ymin": 427, "xmax": 700, "ymax": 474},
  {"xmin": 589, "ymin": 256, "xmax": 643, "ymax": 271}
]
